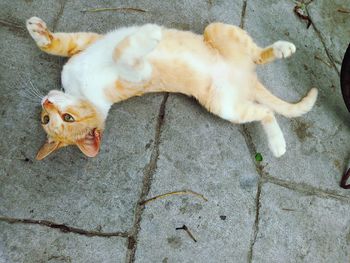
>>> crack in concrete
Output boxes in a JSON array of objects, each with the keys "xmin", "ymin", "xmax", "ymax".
[
  {"xmin": 0, "ymin": 19, "xmax": 24, "ymax": 30},
  {"xmin": 52, "ymin": 0, "xmax": 66, "ymax": 32},
  {"xmin": 0, "ymin": 216, "xmax": 129, "ymax": 238},
  {"xmin": 125, "ymin": 93, "xmax": 169, "ymax": 263},
  {"xmin": 263, "ymin": 175, "xmax": 350, "ymax": 203},
  {"xmin": 240, "ymin": 125, "xmax": 263, "ymax": 263},
  {"xmin": 207, "ymin": 0, "xmax": 213, "ymax": 8},
  {"xmin": 306, "ymin": 6, "xmax": 340, "ymax": 76},
  {"xmin": 247, "ymin": 180, "xmax": 262, "ymax": 263},
  {"xmin": 239, "ymin": 0, "xmax": 248, "ymax": 29}
]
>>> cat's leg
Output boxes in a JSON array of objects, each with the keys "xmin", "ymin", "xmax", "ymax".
[
  {"xmin": 26, "ymin": 17, "xmax": 102, "ymax": 57},
  {"xmin": 113, "ymin": 24, "xmax": 162, "ymax": 82},
  {"xmin": 254, "ymin": 41, "xmax": 296, "ymax": 65},
  {"xmin": 204, "ymin": 22, "xmax": 259, "ymax": 61},
  {"xmin": 203, "ymin": 22, "xmax": 295, "ymax": 65},
  {"xmin": 221, "ymin": 101, "xmax": 286, "ymax": 157}
]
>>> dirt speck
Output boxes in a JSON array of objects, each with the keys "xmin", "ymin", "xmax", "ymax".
[
  {"xmin": 333, "ymin": 159, "xmax": 342, "ymax": 172},
  {"xmin": 167, "ymin": 236, "xmax": 182, "ymax": 249},
  {"xmin": 145, "ymin": 139, "xmax": 153, "ymax": 149},
  {"xmin": 292, "ymin": 119, "xmax": 313, "ymax": 142},
  {"xmin": 179, "ymin": 203, "xmax": 203, "ymax": 214}
]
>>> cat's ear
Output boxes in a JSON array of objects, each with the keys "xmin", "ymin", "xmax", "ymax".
[
  {"xmin": 36, "ymin": 140, "xmax": 61, "ymax": 160},
  {"xmin": 76, "ymin": 129, "xmax": 102, "ymax": 157}
]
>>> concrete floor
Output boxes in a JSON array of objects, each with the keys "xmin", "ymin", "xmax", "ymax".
[{"xmin": 1, "ymin": 0, "xmax": 350, "ymax": 262}]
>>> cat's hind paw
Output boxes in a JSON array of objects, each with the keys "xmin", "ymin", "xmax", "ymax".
[
  {"xmin": 272, "ymin": 41, "xmax": 296, "ymax": 59},
  {"xmin": 268, "ymin": 134, "xmax": 286, "ymax": 158},
  {"xmin": 26, "ymin": 17, "xmax": 52, "ymax": 47}
]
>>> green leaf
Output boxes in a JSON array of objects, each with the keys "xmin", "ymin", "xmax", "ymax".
[{"xmin": 255, "ymin": 153, "xmax": 263, "ymax": 162}]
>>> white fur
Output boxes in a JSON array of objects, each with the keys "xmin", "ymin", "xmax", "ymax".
[
  {"xmin": 62, "ymin": 26, "xmax": 141, "ymax": 116},
  {"xmin": 114, "ymin": 24, "xmax": 162, "ymax": 82},
  {"xmin": 262, "ymin": 117, "xmax": 286, "ymax": 157},
  {"xmin": 272, "ymin": 41, "xmax": 296, "ymax": 59},
  {"xmin": 26, "ymin": 17, "xmax": 50, "ymax": 46},
  {"xmin": 211, "ymin": 62, "xmax": 239, "ymax": 121}
]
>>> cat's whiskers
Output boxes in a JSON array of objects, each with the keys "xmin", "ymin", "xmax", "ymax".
[
  {"xmin": 18, "ymin": 75, "xmax": 39, "ymax": 97},
  {"xmin": 21, "ymin": 87, "xmax": 42, "ymax": 103},
  {"xmin": 22, "ymin": 85, "xmax": 42, "ymax": 100},
  {"xmin": 16, "ymin": 76, "xmax": 43, "ymax": 104},
  {"xmin": 27, "ymin": 79, "xmax": 44, "ymax": 98},
  {"xmin": 22, "ymin": 82, "xmax": 41, "ymax": 99}
]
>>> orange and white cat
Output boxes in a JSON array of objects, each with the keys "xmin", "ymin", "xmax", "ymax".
[{"xmin": 26, "ymin": 16, "xmax": 317, "ymax": 160}]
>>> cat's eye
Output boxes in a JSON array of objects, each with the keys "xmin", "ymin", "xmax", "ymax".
[
  {"xmin": 62, "ymin": 113, "xmax": 75, "ymax": 122},
  {"xmin": 41, "ymin": 115, "xmax": 50, "ymax": 125}
]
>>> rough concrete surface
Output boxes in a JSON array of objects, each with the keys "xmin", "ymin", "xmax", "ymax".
[
  {"xmin": 0, "ymin": 0, "xmax": 349, "ymax": 262},
  {"xmin": 252, "ymin": 183, "xmax": 350, "ymax": 263}
]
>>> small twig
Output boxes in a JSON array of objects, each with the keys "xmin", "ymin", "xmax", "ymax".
[
  {"xmin": 0, "ymin": 216, "xmax": 129, "ymax": 238},
  {"xmin": 176, "ymin": 225, "xmax": 197, "ymax": 242},
  {"xmin": 140, "ymin": 190, "xmax": 208, "ymax": 205},
  {"xmin": 281, "ymin": 208, "xmax": 296, "ymax": 211},
  {"xmin": 293, "ymin": 3, "xmax": 312, "ymax": 28},
  {"xmin": 314, "ymin": 55, "xmax": 332, "ymax": 67},
  {"xmin": 337, "ymin": 8, "xmax": 350, "ymax": 14},
  {"xmin": 81, "ymin": 7, "xmax": 147, "ymax": 13}
]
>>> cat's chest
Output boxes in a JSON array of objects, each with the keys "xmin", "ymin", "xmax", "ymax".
[
  {"xmin": 61, "ymin": 51, "xmax": 118, "ymax": 97},
  {"xmin": 61, "ymin": 28, "xmax": 140, "ymax": 97}
]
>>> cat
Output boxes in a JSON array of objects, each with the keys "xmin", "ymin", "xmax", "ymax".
[{"xmin": 26, "ymin": 16, "xmax": 318, "ymax": 160}]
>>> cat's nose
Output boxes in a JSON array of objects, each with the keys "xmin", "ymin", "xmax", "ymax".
[
  {"xmin": 41, "ymin": 96, "xmax": 48, "ymax": 105},
  {"xmin": 42, "ymin": 98, "xmax": 53, "ymax": 108}
]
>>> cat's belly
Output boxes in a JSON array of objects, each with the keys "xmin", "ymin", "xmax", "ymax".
[
  {"xmin": 61, "ymin": 34, "xmax": 254, "ymax": 116},
  {"xmin": 209, "ymin": 62, "xmax": 253, "ymax": 119}
]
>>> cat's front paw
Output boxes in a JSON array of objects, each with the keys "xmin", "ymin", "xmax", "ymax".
[
  {"xmin": 272, "ymin": 41, "xmax": 296, "ymax": 59},
  {"xmin": 268, "ymin": 134, "xmax": 286, "ymax": 158},
  {"xmin": 26, "ymin": 17, "xmax": 52, "ymax": 47},
  {"xmin": 132, "ymin": 24, "xmax": 162, "ymax": 55}
]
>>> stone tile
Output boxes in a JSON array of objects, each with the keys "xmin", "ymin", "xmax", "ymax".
[
  {"xmin": 244, "ymin": 0, "xmax": 350, "ymax": 195},
  {"xmin": 57, "ymin": 0, "xmax": 242, "ymax": 33},
  {"xmin": 0, "ymin": 26, "xmax": 161, "ymax": 232},
  {"xmin": 308, "ymin": 0, "xmax": 350, "ymax": 67},
  {"xmin": 0, "ymin": 222, "xmax": 126, "ymax": 263},
  {"xmin": 0, "ymin": 97, "xmax": 160, "ymax": 233},
  {"xmin": 252, "ymin": 183, "xmax": 350, "ymax": 263},
  {"xmin": 208, "ymin": 0, "xmax": 243, "ymax": 25},
  {"xmin": 57, "ymin": 0, "xmax": 209, "ymax": 33},
  {"xmin": 134, "ymin": 95, "xmax": 259, "ymax": 263}
]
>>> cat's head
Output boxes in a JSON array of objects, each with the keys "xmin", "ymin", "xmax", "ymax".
[{"xmin": 36, "ymin": 90, "xmax": 105, "ymax": 160}]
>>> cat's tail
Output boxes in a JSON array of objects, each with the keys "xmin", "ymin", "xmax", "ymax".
[{"xmin": 254, "ymin": 82, "xmax": 318, "ymax": 118}]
